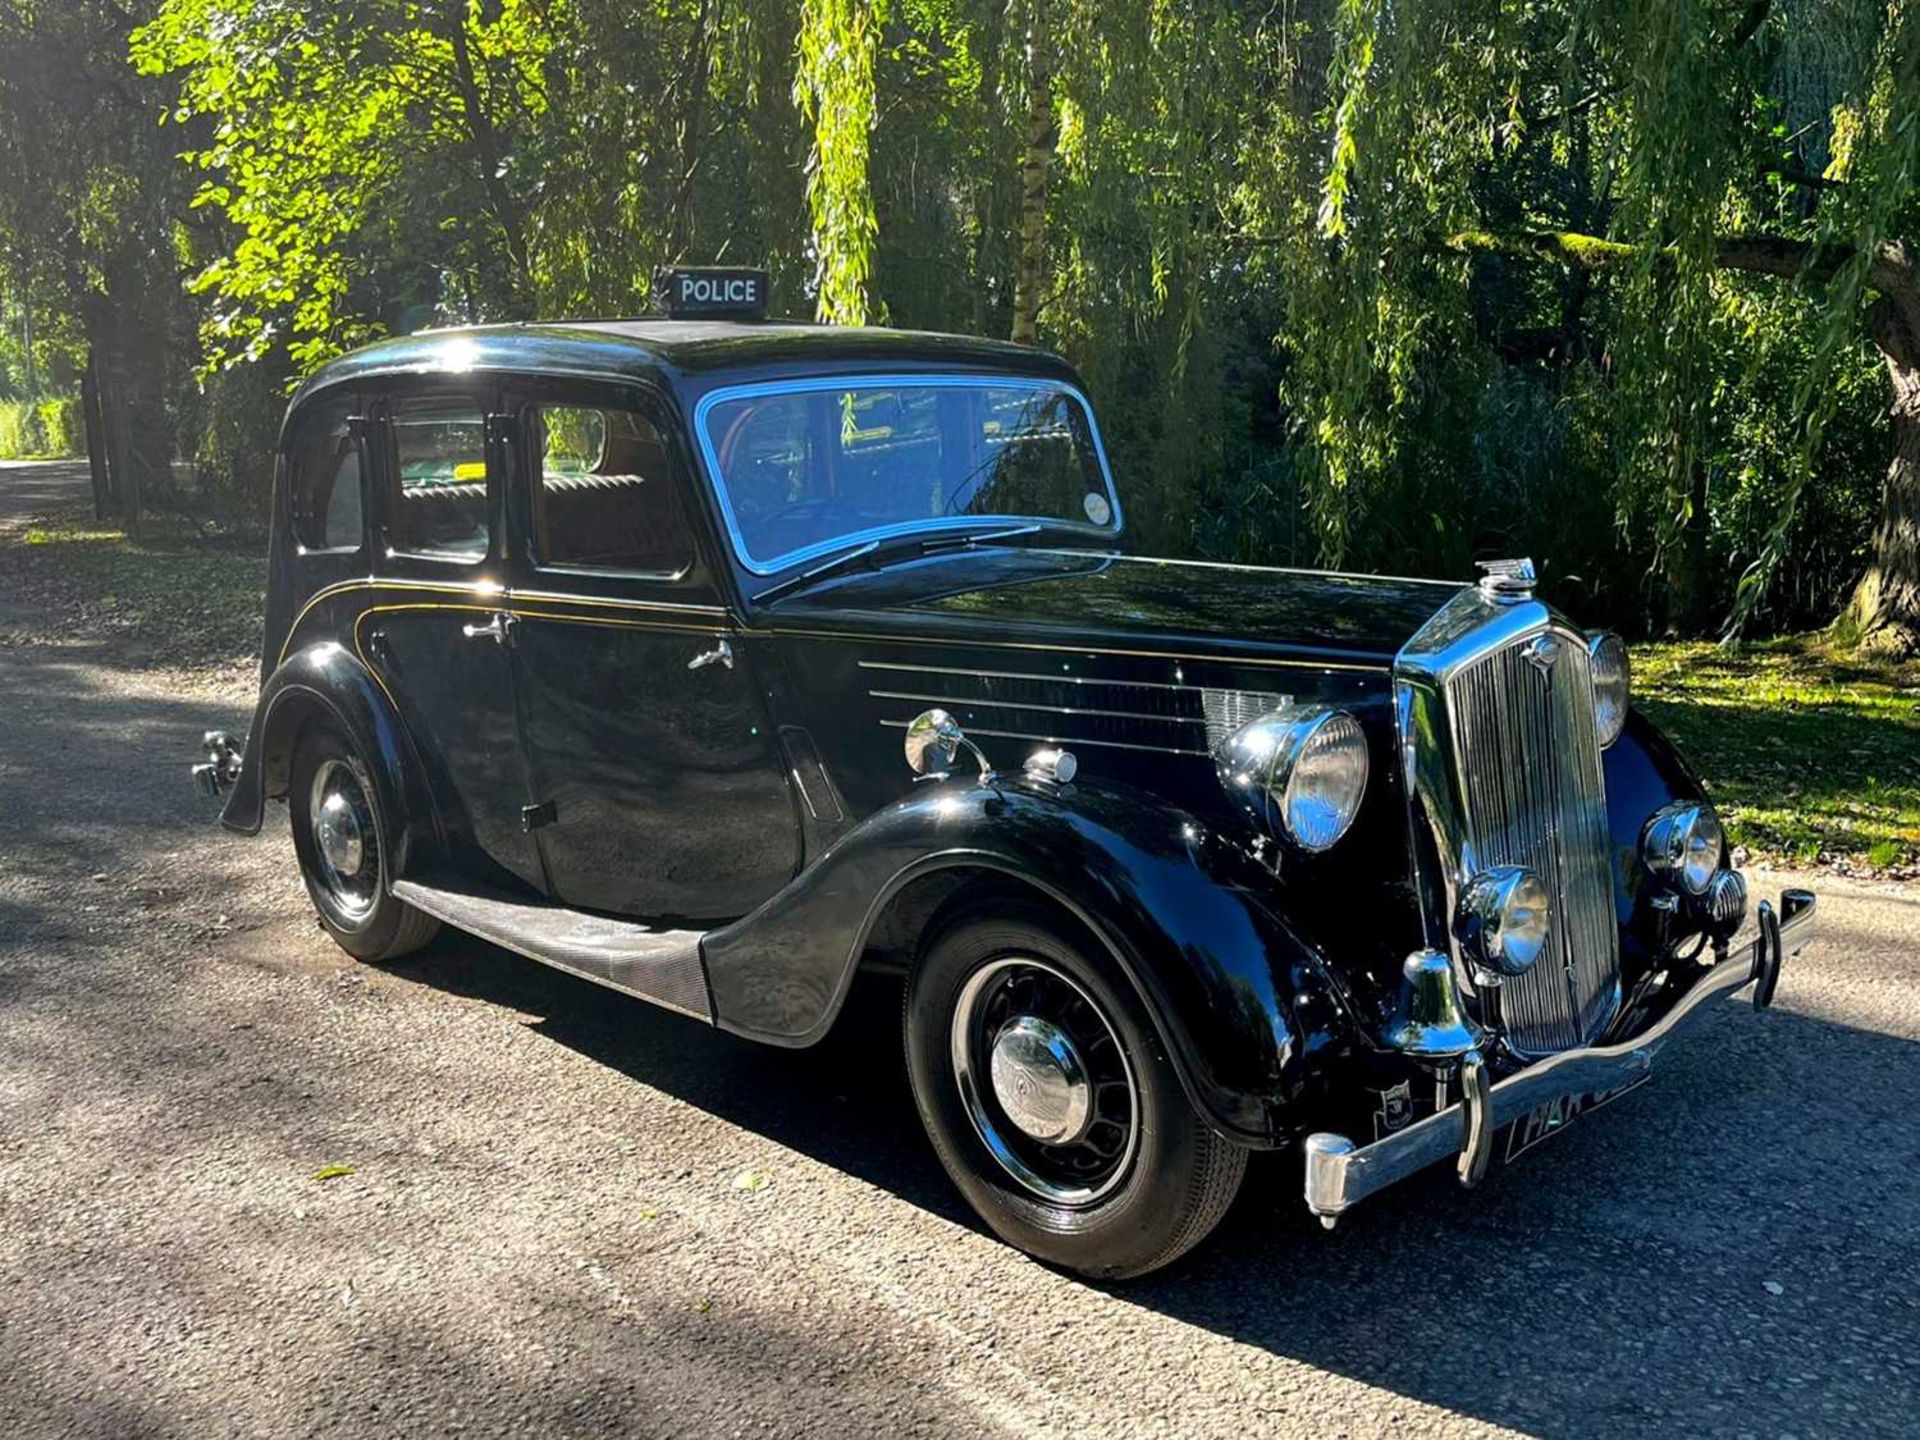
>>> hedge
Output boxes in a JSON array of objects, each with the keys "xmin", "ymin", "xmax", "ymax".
[{"xmin": 0, "ymin": 396, "xmax": 84, "ymax": 459}]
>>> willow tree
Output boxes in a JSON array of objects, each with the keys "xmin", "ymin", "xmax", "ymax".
[
  {"xmin": 135, "ymin": 0, "xmax": 812, "ymax": 372},
  {"xmin": 1009, "ymin": 0, "xmax": 1054, "ymax": 344},
  {"xmin": 795, "ymin": 0, "xmax": 882, "ymax": 324},
  {"xmin": 1265, "ymin": 0, "xmax": 1920, "ymax": 653}
]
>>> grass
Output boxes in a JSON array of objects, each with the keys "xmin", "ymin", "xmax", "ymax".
[{"xmin": 1635, "ymin": 635, "xmax": 1920, "ymax": 875}]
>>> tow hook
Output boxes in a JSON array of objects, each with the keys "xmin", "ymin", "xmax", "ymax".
[{"xmin": 192, "ymin": 731, "xmax": 244, "ymax": 800}]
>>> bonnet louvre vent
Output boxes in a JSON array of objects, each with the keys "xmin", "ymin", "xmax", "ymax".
[{"xmin": 861, "ymin": 661, "xmax": 1274, "ymax": 759}]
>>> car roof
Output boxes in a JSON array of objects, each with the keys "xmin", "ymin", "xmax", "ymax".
[{"xmin": 288, "ymin": 318, "xmax": 1082, "ymax": 417}]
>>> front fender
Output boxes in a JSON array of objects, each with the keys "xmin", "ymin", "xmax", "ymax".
[
  {"xmin": 218, "ymin": 643, "xmax": 440, "ymax": 878},
  {"xmin": 1604, "ymin": 707, "xmax": 1718, "ymax": 972},
  {"xmin": 700, "ymin": 774, "xmax": 1363, "ymax": 1145}
]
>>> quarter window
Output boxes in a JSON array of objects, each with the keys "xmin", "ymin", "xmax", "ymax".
[
  {"xmin": 289, "ymin": 402, "xmax": 365, "ymax": 552},
  {"xmin": 531, "ymin": 404, "xmax": 692, "ymax": 575},
  {"xmin": 389, "ymin": 400, "xmax": 490, "ymax": 561}
]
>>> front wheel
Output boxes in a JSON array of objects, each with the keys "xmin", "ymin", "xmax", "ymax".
[
  {"xmin": 288, "ymin": 721, "xmax": 439, "ymax": 962},
  {"xmin": 904, "ymin": 906, "xmax": 1246, "ymax": 1278}
]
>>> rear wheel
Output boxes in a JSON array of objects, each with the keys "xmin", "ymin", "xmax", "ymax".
[
  {"xmin": 288, "ymin": 721, "xmax": 438, "ymax": 962},
  {"xmin": 904, "ymin": 905, "xmax": 1245, "ymax": 1278}
]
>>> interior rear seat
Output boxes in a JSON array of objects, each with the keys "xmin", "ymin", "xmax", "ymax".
[
  {"xmin": 535, "ymin": 415, "xmax": 683, "ymax": 572},
  {"xmin": 397, "ymin": 480, "xmax": 488, "ymax": 554}
]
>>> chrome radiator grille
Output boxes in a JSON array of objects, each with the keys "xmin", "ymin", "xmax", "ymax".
[{"xmin": 1446, "ymin": 632, "xmax": 1619, "ymax": 1054}]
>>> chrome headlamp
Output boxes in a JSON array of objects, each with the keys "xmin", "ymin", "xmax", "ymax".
[
  {"xmin": 1455, "ymin": 866, "xmax": 1552, "ymax": 980},
  {"xmin": 1642, "ymin": 801, "xmax": 1724, "ymax": 895},
  {"xmin": 1216, "ymin": 704, "xmax": 1370, "ymax": 853},
  {"xmin": 1587, "ymin": 631, "xmax": 1630, "ymax": 749}
]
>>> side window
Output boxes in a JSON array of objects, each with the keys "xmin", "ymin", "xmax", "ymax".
[
  {"xmin": 290, "ymin": 401, "xmax": 365, "ymax": 552},
  {"xmin": 530, "ymin": 403, "xmax": 693, "ymax": 575},
  {"xmin": 388, "ymin": 399, "xmax": 490, "ymax": 561}
]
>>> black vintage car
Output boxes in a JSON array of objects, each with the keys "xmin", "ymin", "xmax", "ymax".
[{"xmin": 197, "ymin": 270, "xmax": 1816, "ymax": 1278}]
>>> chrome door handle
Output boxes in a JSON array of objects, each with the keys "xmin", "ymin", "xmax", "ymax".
[
  {"xmin": 462, "ymin": 611, "xmax": 513, "ymax": 644},
  {"xmin": 687, "ymin": 638, "xmax": 734, "ymax": 672}
]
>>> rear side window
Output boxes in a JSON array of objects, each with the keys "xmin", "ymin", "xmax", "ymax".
[
  {"xmin": 389, "ymin": 400, "xmax": 490, "ymax": 561},
  {"xmin": 289, "ymin": 400, "xmax": 364, "ymax": 552},
  {"xmin": 531, "ymin": 404, "xmax": 692, "ymax": 575}
]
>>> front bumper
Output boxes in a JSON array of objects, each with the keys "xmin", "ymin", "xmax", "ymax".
[{"xmin": 1304, "ymin": 887, "xmax": 1817, "ymax": 1226}]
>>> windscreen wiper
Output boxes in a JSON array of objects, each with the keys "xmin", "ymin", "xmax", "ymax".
[
  {"xmin": 753, "ymin": 523, "xmax": 1059, "ymax": 605},
  {"xmin": 917, "ymin": 523, "xmax": 1042, "ymax": 553},
  {"xmin": 751, "ymin": 539, "xmax": 887, "ymax": 604}
]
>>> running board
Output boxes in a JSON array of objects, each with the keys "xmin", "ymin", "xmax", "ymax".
[{"xmin": 391, "ymin": 878, "xmax": 712, "ymax": 1022}]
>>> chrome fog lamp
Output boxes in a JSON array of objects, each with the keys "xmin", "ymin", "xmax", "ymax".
[
  {"xmin": 1642, "ymin": 801, "xmax": 1724, "ymax": 895},
  {"xmin": 1216, "ymin": 705, "xmax": 1370, "ymax": 853},
  {"xmin": 1455, "ymin": 866, "xmax": 1552, "ymax": 979},
  {"xmin": 1587, "ymin": 632, "xmax": 1630, "ymax": 749},
  {"xmin": 1698, "ymin": 867, "xmax": 1749, "ymax": 937}
]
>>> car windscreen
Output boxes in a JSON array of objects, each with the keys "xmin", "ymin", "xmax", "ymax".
[{"xmin": 695, "ymin": 376, "xmax": 1120, "ymax": 574}]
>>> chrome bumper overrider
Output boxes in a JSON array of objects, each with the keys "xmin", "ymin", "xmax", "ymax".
[{"xmin": 1304, "ymin": 888, "xmax": 1817, "ymax": 1227}]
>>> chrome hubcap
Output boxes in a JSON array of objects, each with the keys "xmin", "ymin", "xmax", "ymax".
[
  {"xmin": 308, "ymin": 758, "xmax": 378, "ymax": 923},
  {"xmin": 988, "ymin": 1016, "xmax": 1092, "ymax": 1145},
  {"xmin": 316, "ymin": 792, "xmax": 366, "ymax": 877},
  {"xmin": 950, "ymin": 956, "xmax": 1138, "ymax": 1207}
]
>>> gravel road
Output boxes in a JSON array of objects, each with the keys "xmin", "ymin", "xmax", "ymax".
[
  {"xmin": 1, "ymin": 464, "xmax": 1916, "ymax": 1437},
  {"xmin": 0, "ymin": 459, "xmax": 91, "ymax": 521}
]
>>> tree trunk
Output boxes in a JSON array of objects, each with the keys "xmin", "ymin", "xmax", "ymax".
[
  {"xmin": 1009, "ymin": 1, "xmax": 1054, "ymax": 347},
  {"xmin": 81, "ymin": 353, "xmax": 110, "ymax": 521},
  {"xmin": 1844, "ymin": 289, "xmax": 1920, "ymax": 656}
]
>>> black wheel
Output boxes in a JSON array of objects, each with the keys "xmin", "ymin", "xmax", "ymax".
[
  {"xmin": 288, "ymin": 721, "xmax": 439, "ymax": 962},
  {"xmin": 905, "ymin": 905, "xmax": 1246, "ymax": 1279}
]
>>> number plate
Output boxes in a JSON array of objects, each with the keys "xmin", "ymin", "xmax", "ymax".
[{"xmin": 1502, "ymin": 1074, "xmax": 1650, "ymax": 1164}]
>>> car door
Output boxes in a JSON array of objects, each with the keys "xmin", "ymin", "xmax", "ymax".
[
  {"xmin": 504, "ymin": 380, "xmax": 801, "ymax": 923},
  {"xmin": 363, "ymin": 382, "xmax": 546, "ymax": 893}
]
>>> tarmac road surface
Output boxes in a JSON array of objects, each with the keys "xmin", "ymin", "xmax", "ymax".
[{"xmin": 0, "ymin": 525, "xmax": 1915, "ymax": 1436}]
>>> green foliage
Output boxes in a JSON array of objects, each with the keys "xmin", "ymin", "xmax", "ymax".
[
  {"xmin": 796, "ymin": 0, "xmax": 883, "ymax": 324},
  {"xmin": 132, "ymin": 0, "xmax": 559, "ymax": 372},
  {"xmin": 8, "ymin": 0, "xmax": 1914, "ymax": 637},
  {"xmin": 1227, "ymin": 0, "xmax": 1919, "ymax": 635},
  {"xmin": 0, "ymin": 400, "xmax": 44, "ymax": 458},
  {"xmin": 171, "ymin": 360, "xmax": 291, "ymax": 521},
  {"xmin": 0, "ymin": 396, "xmax": 80, "ymax": 458},
  {"xmin": 38, "ymin": 396, "xmax": 84, "ymax": 458}
]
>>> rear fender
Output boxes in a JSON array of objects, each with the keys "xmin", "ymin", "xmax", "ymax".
[
  {"xmin": 219, "ymin": 642, "xmax": 440, "ymax": 877},
  {"xmin": 700, "ymin": 774, "xmax": 1362, "ymax": 1145}
]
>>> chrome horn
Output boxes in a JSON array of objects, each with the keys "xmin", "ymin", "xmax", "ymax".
[{"xmin": 903, "ymin": 709, "xmax": 995, "ymax": 783}]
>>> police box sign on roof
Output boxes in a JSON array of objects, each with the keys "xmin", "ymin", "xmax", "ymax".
[{"xmin": 653, "ymin": 266, "xmax": 769, "ymax": 321}]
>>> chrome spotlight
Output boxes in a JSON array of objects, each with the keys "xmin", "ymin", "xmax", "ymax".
[
  {"xmin": 1455, "ymin": 866, "xmax": 1552, "ymax": 981},
  {"xmin": 1642, "ymin": 802, "xmax": 1724, "ymax": 895}
]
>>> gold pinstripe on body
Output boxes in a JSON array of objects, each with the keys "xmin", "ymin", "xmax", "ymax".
[{"xmin": 279, "ymin": 577, "xmax": 1392, "ymax": 677}]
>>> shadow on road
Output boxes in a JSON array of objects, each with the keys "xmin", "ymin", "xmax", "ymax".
[
  {"xmin": 0, "ymin": 459, "xmax": 93, "ymax": 523},
  {"xmin": 382, "ymin": 908, "xmax": 1915, "ymax": 1439}
]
